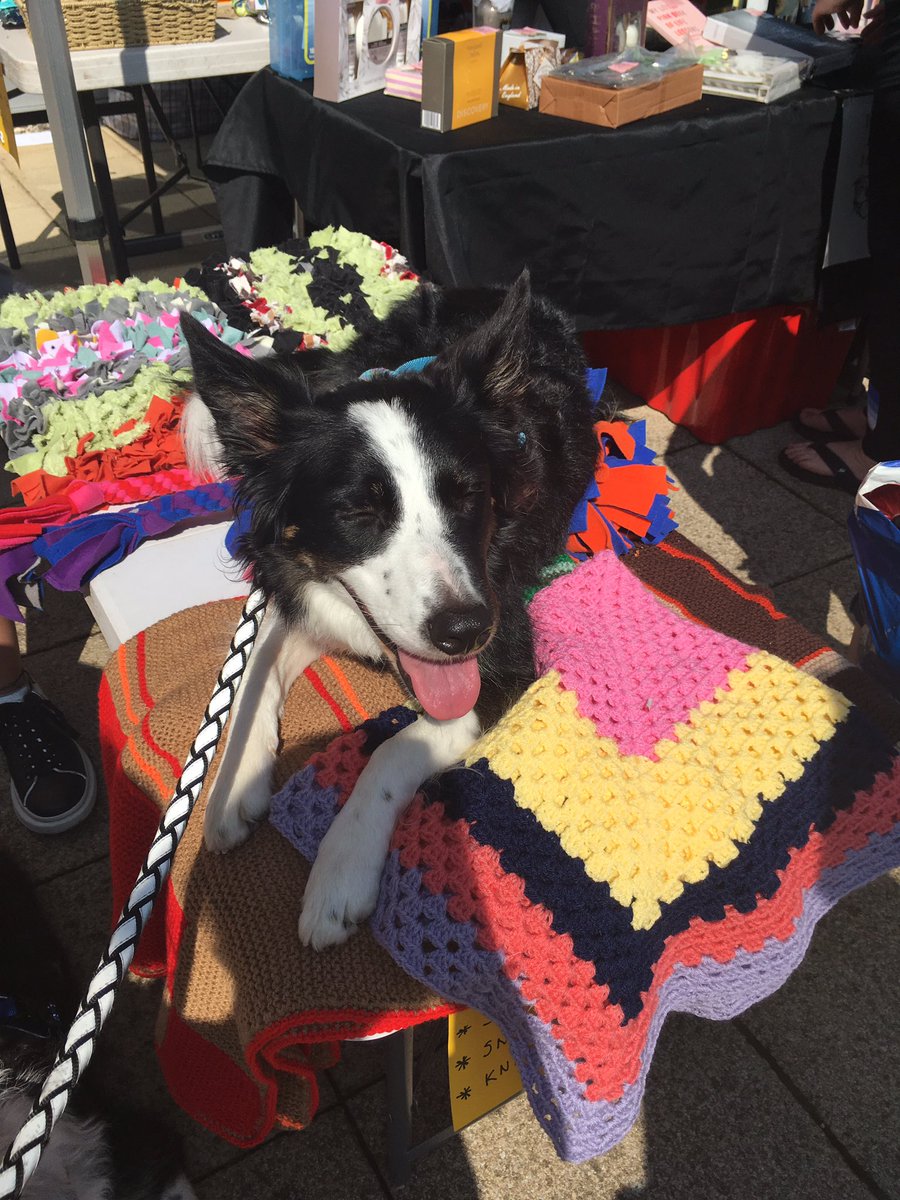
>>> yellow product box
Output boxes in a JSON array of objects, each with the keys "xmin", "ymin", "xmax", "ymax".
[{"xmin": 421, "ymin": 28, "xmax": 502, "ymax": 132}]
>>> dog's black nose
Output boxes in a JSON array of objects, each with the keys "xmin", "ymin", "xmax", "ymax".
[{"xmin": 427, "ymin": 605, "xmax": 492, "ymax": 657}]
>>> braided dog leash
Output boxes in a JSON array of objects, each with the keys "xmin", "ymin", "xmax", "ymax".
[{"xmin": 0, "ymin": 587, "xmax": 268, "ymax": 1199}]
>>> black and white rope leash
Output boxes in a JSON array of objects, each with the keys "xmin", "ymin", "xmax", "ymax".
[{"xmin": 0, "ymin": 587, "xmax": 268, "ymax": 1199}]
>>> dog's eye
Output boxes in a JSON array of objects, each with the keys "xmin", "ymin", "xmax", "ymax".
[{"xmin": 338, "ymin": 480, "xmax": 393, "ymax": 525}]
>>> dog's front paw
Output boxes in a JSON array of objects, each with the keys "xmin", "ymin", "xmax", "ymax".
[
  {"xmin": 204, "ymin": 808, "xmax": 254, "ymax": 854},
  {"xmin": 298, "ymin": 820, "xmax": 383, "ymax": 950},
  {"xmin": 203, "ymin": 776, "xmax": 272, "ymax": 854}
]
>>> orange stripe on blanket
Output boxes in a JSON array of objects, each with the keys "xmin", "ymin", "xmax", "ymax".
[
  {"xmin": 321, "ymin": 656, "xmax": 370, "ymax": 721},
  {"xmin": 113, "ymin": 636, "xmax": 181, "ymax": 795},
  {"xmin": 658, "ymin": 538, "xmax": 788, "ymax": 620},
  {"xmin": 116, "ymin": 642, "xmax": 141, "ymax": 727},
  {"xmin": 631, "ymin": 579, "xmax": 706, "ymax": 626},
  {"xmin": 99, "ymin": 673, "xmax": 170, "ymax": 975},
  {"xmin": 136, "ymin": 632, "xmax": 184, "ymax": 783}
]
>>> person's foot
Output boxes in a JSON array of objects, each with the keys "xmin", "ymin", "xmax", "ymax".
[
  {"xmin": 0, "ymin": 676, "xmax": 96, "ymax": 834},
  {"xmin": 793, "ymin": 406, "xmax": 868, "ymax": 441},
  {"xmin": 779, "ymin": 438, "xmax": 876, "ymax": 494}
]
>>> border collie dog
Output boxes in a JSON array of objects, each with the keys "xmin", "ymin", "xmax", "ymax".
[
  {"xmin": 181, "ymin": 272, "xmax": 598, "ymax": 950},
  {"xmin": 0, "ymin": 852, "xmax": 194, "ymax": 1199}
]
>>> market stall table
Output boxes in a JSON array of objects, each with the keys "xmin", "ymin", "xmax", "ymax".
[{"xmin": 206, "ymin": 69, "xmax": 841, "ymax": 331}]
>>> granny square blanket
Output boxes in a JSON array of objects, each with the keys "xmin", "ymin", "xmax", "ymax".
[{"xmin": 271, "ymin": 550, "xmax": 900, "ymax": 1163}]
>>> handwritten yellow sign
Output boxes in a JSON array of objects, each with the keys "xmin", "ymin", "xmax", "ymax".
[
  {"xmin": 0, "ymin": 64, "xmax": 18, "ymax": 164},
  {"xmin": 448, "ymin": 1007, "xmax": 523, "ymax": 1131}
]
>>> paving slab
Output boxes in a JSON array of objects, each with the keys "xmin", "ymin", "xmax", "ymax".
[
  {"xmin": 0, "ymin": 160, "xmax": 67, "ymax": 250},
  {"xmin": 17, "ymin": 589, "xmax": 100, "ymax": 658},
  {"xmin": 347, "ymin": 1014, "xmax": 876, "ymax": 1200},
  {"xmin": 194, "ymin": 1111, "xmax": 387, "ymax": 1200},
  {"xmin": 621, "ymin": 401, "xmax": 698, "ymax": 459},
  {"xmin": 741, "ymin": 871, "xmax": 900, "ymax": 1199},
  {"xmin": 727, "ymin": 419, "xmax": 863, "ymax": 525},
  {"xmin": 772, "ymin": 555, "xmax": 861, "ymax": 652},
  {"xmin": 664, "ymin": 443, "xmax": 850, "ymax": 591},
  {"xmin": 31, "ymin": 858, "xmax": 246, "ymax": 1181}
]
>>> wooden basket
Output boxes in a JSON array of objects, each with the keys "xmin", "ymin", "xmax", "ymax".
[{"xmin": 23, "ymin": 0, "xmax": 218, "ymax": 51}]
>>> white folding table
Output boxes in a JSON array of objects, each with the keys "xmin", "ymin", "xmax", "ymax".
[{"xmin": 0, "ymin": 4, "xmax": 270, "ymax": 283}]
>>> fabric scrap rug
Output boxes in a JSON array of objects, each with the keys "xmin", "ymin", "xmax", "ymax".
[
  {"xmin": 102, "ymin": 532, "xmax": 900, "ymax": 1153},
  {"xmin": 0, "ymin": 227, "xmax": 420, "ymax": 623}
]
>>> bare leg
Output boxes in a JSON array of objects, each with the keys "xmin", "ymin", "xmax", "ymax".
[
  {"xmin": 0, "ymin": 616, "xmax": 23, "ymax": 692},
  {"xmin": 298, "ymin": 709, "xmax": 481, "ymax": 949}
]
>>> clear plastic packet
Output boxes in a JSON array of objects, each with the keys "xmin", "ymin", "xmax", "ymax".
[{"xmin": 549, "ymin": 42, "xmax": 701, "ymax": 89}]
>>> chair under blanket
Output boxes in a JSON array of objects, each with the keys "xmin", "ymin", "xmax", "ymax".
[{"xmin": 101, "ymin": 532, "xmax": 900, "ymax": 1172}]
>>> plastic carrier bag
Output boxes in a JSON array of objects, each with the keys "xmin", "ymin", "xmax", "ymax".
[{"xmin": 848, "ymin": 460, "xmax": 900, "ymax": 678}]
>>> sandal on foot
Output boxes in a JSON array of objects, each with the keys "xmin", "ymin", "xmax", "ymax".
[
  {"xmin": 790, "ymin": 407, "xmax": 865, "ymax": 442},
  {"xmin": 778, "ymin": 442, "xmax": 861, "ymax": 496}
]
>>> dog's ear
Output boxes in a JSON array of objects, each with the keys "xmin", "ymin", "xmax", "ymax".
[
  {"xmin": 180, "ymin": 312, "xmax": 311, "ymax": 475},
  {"xmin": 432, "ymin": 270, "xmax": 532, "ymax": 408}
]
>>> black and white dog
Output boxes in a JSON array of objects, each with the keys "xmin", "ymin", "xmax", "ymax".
[
  {"xmin": 0, "ymin": 852, "xmax": 194, "ymax": 1199},
  {"xmin": 181, "ymin": 272, "xmax": 598, "ymax": 950}
]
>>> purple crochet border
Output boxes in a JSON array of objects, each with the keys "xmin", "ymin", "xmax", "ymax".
[
  {"xmin": 270, "ymin": 772, "xmax": 900, "ymax": 1162},
  {"xmin": 370, "ymin": 827, "xmax": 900, "ymax": 1162}
]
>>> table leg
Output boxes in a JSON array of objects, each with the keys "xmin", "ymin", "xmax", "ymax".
[
  {"xmin": 130, "ymin": 87, "xmax": 165, "ymax": 237},
  {"xmin": 80, "ymin": 89, "xmax": 129, "ymax": 282},
  {"xmin": 384, "ymin": 1027, "xmax": 416, "ymax": 1187},
  {"xmin": 0, "ymin": 183, "xmax": 20, "ymax": 271},
  {"xmin": 22, "ymin": 0, "xmax": 107, "ymax": 285}
]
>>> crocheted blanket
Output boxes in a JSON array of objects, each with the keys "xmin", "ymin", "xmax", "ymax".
[
  {"xmin": 102, "ymin": 598, "xmax": 451, "ymax": 1146},
  {"xmin": 100, "ymin": 535, "xmax": 900, "ymax": 1152},
  {"xmin": 270, "ymin": 549, "xmax": 900, "ymax": 1163}
]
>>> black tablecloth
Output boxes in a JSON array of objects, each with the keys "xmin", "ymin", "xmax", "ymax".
[{"xmin": 205, "ymin": 68, "xmax": 840, "ymax": 330}]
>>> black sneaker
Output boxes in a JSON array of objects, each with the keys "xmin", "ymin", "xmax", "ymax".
[{"xmin": 0, "ymin": 679, "xmax": 96, "ymax": 834}]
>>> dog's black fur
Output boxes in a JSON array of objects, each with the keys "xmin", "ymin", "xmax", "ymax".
[{"xmin": 181, "ymin": 272, "xmax": 599, "ymax": 714}]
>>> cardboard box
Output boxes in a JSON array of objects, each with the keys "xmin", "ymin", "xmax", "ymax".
[
  {"xmin": 499, "ymin": 40, "xmax": 561, "ymax": 109},
  {"xmin": 421, "ymin": 28, "xmax": 502, "ymax": 132},
  {"xmin": 385, "ymin": 61, "xmax": 423, "ymax": 100},
  {"xmin": 539, "ymin": 63, "xmax": 703, "ymax": 128},
  {"xmin": 315, "ymin": 0, "xmax": 422, "ymax": 103},
  {"xmin": 646, "ymin": 0, "xmax": 714, "ymax": 47},
  {"xmin": 500, "ymin": 25, "xmax": 566, "ymax": 61}
]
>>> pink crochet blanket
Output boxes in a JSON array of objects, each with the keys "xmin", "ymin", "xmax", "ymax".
[{"xmin": 271, "ymin": 550, "xmax": 900, "ymax": 1162}]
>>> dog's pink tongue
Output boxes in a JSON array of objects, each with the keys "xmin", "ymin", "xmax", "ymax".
[{"xmin": 397, "ymin": 650, "xmax": 481, "ymax": 721}]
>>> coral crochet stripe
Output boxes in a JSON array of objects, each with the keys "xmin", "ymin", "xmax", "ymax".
[{"xmin": 271, "ymin": 550, "xmax": 900, "ymax": 1164}]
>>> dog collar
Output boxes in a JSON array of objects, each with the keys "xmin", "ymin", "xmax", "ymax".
[
  {"xmin": 358, "ymin": 354, "xmax": 436, "ymax": 382},
  {"xmin": 358, "ymin": 355, "xmax": 527, "ymax": 447}
]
